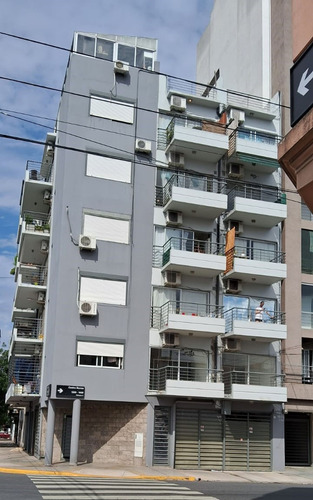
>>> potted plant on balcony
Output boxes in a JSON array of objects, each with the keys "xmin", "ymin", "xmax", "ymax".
[{"xmin": 25, "ymin": 214, "xmax": 35, "ymax": 231}]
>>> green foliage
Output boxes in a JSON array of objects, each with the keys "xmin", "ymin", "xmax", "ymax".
[{"xmin": 0, "ymin": 344, "xmax": 9, "ymax": 427}]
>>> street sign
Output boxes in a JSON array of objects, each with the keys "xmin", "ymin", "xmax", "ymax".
[
  {"xmin": 56, "ymin": 385, "xmax": 85, "ymax": 399},
  {"xmin": 291, "ymin": 41, "xmax": 313, "ymax": 126}
]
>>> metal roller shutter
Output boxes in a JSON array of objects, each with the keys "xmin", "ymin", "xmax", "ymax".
[
  {"xmin": 248, "ymin": 414, "xmax": 271, "ymax": 471},
  {"xmin": 199, "ymin": 411, "xmax": 223, "ymax": 470},
  {"xmin": 285, "ymin": 413, "xmax": 310, "ymax": 465},
  {"xmin": 224, "ymin": 414, "xmax": 248, "ymax": 470},
  {"xmin": 175, "ymin": 408, "xmax": 199, "ymax": 469},
  {"xmin": 33, "ymin": 408, "xmax": 42, "ymax": 459}
]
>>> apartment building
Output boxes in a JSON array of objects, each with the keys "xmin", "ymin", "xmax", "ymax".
[
  {"xmin": 6, "ymin": 31, "xmax": 287, "ymax": 471},
  {"xmin": 197, "ymin": 0, "xmax": 313, "ymax": 466}
]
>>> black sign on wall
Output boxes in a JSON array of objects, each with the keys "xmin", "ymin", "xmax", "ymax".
[
  {"xmin": 56, "ymin": 385, "xmax": 85, "ymax": 399},
  {"xmin": 291, "ymin": 41, "xmax": 313, "ymax": 126}
]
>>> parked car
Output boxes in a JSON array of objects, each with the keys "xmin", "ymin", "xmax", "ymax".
[{"xmin": 0, "ymin": 430, "xmax": 11, "ymax": 439}]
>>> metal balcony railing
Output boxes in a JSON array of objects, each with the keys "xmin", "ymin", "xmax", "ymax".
[
  {"xmin": 232, "ymin": 245, "xmax": 285, "ymax": 263},
  {"xmin": 149, "ymin": 365, "xmax": 223, "ymax": 391},
  {"xmin": 223, "ymin": 370, "xmax": 284, "ymax": 394},
  {"xmin": 224, "ymin": 307, "xmax": 285, "ymax": 333},
  {"xmin": 23, "ymin": 211, "xmax": 50, "ymax": 233},
  {"xmin": 227, "ymin": 91, "xmax": 277, "ymax": 114},
  {"xmin": 227, "ymin": 184, "xmax": 285, "ymax": 210},
  {"xmin": 166, "ymin": 116, "xmax": 226, "ymax": 146},
  {"xmin": 151, "ymin": 301, "xmax": 224, "ymax": 329},
  {"xmin": 161, "ymin": 173, "xmax": 226, "ymax": 207},
  {"xmin": 13, "ymin": 318, "xmax": 43, "ymax": 340},
  {"xmin": 26, "ymin": 160, "xmax": 53, "ymax": 182},
  {"xmin": 284, "ymin": 365, "xmax": 313, "ymax": 384},
  {"xmin": 8, "ymin": 355, "xmax": 41, "ymax": 395},
  {"xmin": 18, "ymin": 265, "xmax": 48, "ymax": 286},
  {"xmin": 167, "ymin": 76, "xmax": 219, "ymax": 101},
  {"xmin": 153, "ymin": 238, "xmax": 225, "ymax": 268}
]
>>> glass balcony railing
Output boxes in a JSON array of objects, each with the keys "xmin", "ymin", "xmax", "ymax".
[
  {"xmin": 161, "ymin": 173, "xmax": 226, "ymax": 207},
  {"xmin": 223, "ymin": 370, "xmax": 284, "ymax": 394},
  {"xmin": 166, "ymin": 116, "xmax": 226, "ymax": 146},
  {"xmin": 151, "ymin": 301, "xmax": 224, "ymax": 329},
  {"xmin": 224, "ymin": 307, "xmax": 285, "ymax": 333},
  {"xmin": 153, "ymin": 238, "xmax": 225, "ymax": 268},
  {"xmin": 149, "ymin": 365, "xmax": 222, "ymax": 391}
]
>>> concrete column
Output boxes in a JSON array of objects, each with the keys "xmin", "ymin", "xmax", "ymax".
[
  {"xmin": 45, "ymin": 399, "xmax": 56, "ymax": 466},
  {"xmin": 69, "ymin": 399, "xmax": 81, "ymax": 465}
]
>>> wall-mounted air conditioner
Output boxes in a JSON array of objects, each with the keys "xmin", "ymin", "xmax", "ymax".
[
  {"xmin": 170, "ymin": 95, "xmax": 187, "ymax": 112},
  {"xmin": 40, "ymin": 240, "xmax": 49, "ymax": 253},
  {"xmin": 238, "ymin": 111, "xmax": 245, "ymax": 124},
  {"xmin": 227, "ymin": 163, "xmax": 244, "ymax": 179},
  {"xmin": 168, "ymin": 151, "xmax": 185, "ymax": 168},
  {"xmin": 164, "ymin": 271, "xmax": 181, "ymax": 287},
  {"xmin": 46, "ymin": 145, "xmax": 54, "ymax": 157},
  {"xmin": 79, "ymin": 235, "xmax": 97, "ymax": 251},
  {"xmin": 114, "ymin": 60, "xmax": 129, "ymax": 75},
  {"xmin": 225, "ymin": 220, "xmax": 243, "ymax": 235},
  {"xmin": 229, "ymin": 109, "xmax": 245, "ymax": 125},
  {"xmin": 225, "ymin": 278, "xmax": 242, "ymax": 294},
  {"xmin": 43, "ymin": 190, "xmax": 52, "ymax": 203},
  {"xmin": 37, "ymin": 292, "xmax": 46, "ymax": 304},
  {"xmin": 161, "ymin": 332, "xmax": 180, "ymax": 347},
  {"xmin": 165, "ymin": 211, "xmax": 183, "ymax": 226},
  {"xmin": 79, "ymin": 301, "xmax": 97, "ymax": 316},
  {"xmin": 223, "ymin": 338, "xmax": 241, "ymax": 352},
  {"xmin": 135, "ymin": 139, "xmax": 151, "ymax": 154}
]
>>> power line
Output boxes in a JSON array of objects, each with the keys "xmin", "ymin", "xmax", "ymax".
[{"xmin": 0, "ymin": 30, "xmax": 291, "ymax": 111}]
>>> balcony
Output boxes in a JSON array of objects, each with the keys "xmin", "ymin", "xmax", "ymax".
[
  {"xmin": 162, "ymin": 173, "xmax": 227, "ymax": 219},
  {"xmin": 154, "ymin": 237, "xmax": 226, "ymax": 278},
  {"xmin": 21, "ymin": 161, "xmax": 53, "ymax": 214},
  {"xmin": 224, "ymin": 307, "xmax": 286, "ymax": 342},
  {"xmin": 151, "ymin": 301, "xmax": 225, "ymax": 337},
  {"xmin": 149, "ymin": 365, "xmax": 224, "ymax": 399},
  {"xmin": 167, "ymin": 76, "xmax": 226, "ymax": 108},
  {"xmin": 10, "ymin": 318, "xmax": 43, "ymax": 347},
  {"xmin": 224, "ymin": 184, "xmax": 287, "ymax": 228},
  {"xmin": 17, "ymin": 212, "xmax": 50, "ymax": 264},
  {"xmin": 228, "ymin": 129, "xmax": 279, "ymax": 173},
  {"xmin": 5, "ymin": 350, "xmax": 41, "ymax": 405},
  {"xmin": 224, "ymin": 245, "xmax": 286, "ymax": 285},
  {"xmin": 14, "ymin": 264, "xmax": 47, "ymax": 309},
  {"xmin": 165, "ymin": 116, "xmax": 228, "ymax": 162},
  {"xmin": 227, "ymin": 91, "xmax": 278, "ymax": 120},
  {"xmin": 223, "ymin": 370, "xmax": 287, "ymax": 402}
]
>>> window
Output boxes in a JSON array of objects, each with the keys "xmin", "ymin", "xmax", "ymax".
[
  {"xmin": 302, "ymin": 285, "xmax": 313, "ymax": 329},
  {"xmin": 86, "ymin": 154, "xmax": 131, "ymax": 183},
  {"xmin": 302, "ymin": 230, "xmax": 313, "ymax": 274},
  {"xmin": 302, "ymin": 201, "xmax": 313, "ymax": 221},
  {"xmin": 117, "ymin": 44, "xmax": 135, "ymax": 65},
  {"xmin": 80, "ymin": 277, "xmax": 127, "ymax": 305},
  {"xmin": 83, "ymin": 213, "xmax": 129, "ymax": 244},
  {"xmin": 96, "ymin": 38, "xmax": 113, "ymax": 60},
  {"xmin": 77, "ymin": 341, "xmax": 124, "ymax": 369},
  {"xmin": 76, "ymin": 34, "xmax": 95, "ymax": 56},
  {"xmin": 302, "ymin": 339, "xmax": 313, "ymax": 383},
  {"xmin": 90, "ymin": 96, "xmax": 134, "ymax": 123}
]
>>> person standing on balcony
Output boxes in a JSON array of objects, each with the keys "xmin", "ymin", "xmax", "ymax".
[{"xmin": 255, "ymin": 301, "xmax": 273, "ymax": 322}]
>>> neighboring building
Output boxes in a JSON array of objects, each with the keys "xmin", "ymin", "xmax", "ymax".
[
  {"xmin": 6, "ymin": 31, "xmax": 287, "ymax": 471},
  {"xmin": 198, "ymin": 0, "xmax": 313, "ymax": 466}
]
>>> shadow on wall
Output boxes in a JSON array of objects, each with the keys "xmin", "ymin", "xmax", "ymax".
[{"xmin": 78, "ymin": 402, "xmax": 147, "ymax": 465}]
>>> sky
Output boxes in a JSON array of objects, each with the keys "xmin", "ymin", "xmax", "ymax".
[{"xmin": 0, "ymin": 0, "xmax": 214, "ymax": 347}]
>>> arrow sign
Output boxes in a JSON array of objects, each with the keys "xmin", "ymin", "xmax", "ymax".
[
  {"xmin": 291, "ymin": 41, "xmax": 313, "ymax": 126},
  {"xmin": 57, "ymin": 388, "xmax": 63, "ymax": 394},
  {"xmin": 56, "ymin": 385, "xmax": 85, "ymax": 399},
  {"xmin": 297, "ymin": 68, "xmax": 313, "ymax": 96}
]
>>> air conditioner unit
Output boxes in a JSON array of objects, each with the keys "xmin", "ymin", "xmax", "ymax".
[
  {"xmin": 238, "ymin": 111, "xmax": 245, "ymax": 124},
  {"xmin": 114, "ymin": 60, "xmax": 129, "ymax": 75},
  {"xmin": 46, "ymin": 145, "xmax": 54, "ymax": 157},
  {"xmin": 43, "ymin": 190, "xmax": 52, "ymax": 202},
  {"xmin": 161, "ymin": 332, "xmax": 180, "ymax": 347},
  {"xmin": 168, "ymin": 151, "xmax": 185, "ymax": 168},
  {"xmin": 223, "ymin": 338, "xmax": 241, "ymax": 352},
  {"xmin": 79, "ymin": 235, "xmax": 97, "ymax": 251},
  {"xmin": 135, "ymin": 139, "xmax": 152, "ymax": 154},
  {"xmin": 227, "ymin": 163, "xmax": 244, "ymax": 179},
  {"xmin": 225, "ymin": 220, "xmax": 243, "ymax": 235},
  {"xmin": 165, "ymin": 211, "xmax": 183, "ymax": 226},
  {"xmin": 170, "ymin": 95, "xmax": 187, "ymax": 112},
  {"xmin": 79, "ymin": 301, "xmax": 97, "ymax": 316},
  {"xmin": 164, "ymin": 271, "xmax": 181, "ymax": 287},
  {"xmin": 40, "ymin": 240, "xmax": 49, "ymax": 253},
  {"xmin": 37, "ymin": 292, "xmax": 46, "ymax": 304},
  {"xmin": 225, "ymin": 279, "xmax": 242, "ymax": 294}
]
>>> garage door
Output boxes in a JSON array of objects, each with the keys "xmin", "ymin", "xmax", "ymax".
[{"xmin": 285, "ymin": 413, "xmax": 310, "ymax": 465}]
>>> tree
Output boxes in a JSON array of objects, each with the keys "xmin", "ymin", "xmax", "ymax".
[{"xmin": 0, "ymin": 344, "xmax": 9, "ymax": 428}]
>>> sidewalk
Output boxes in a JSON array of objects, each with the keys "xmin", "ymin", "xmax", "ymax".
[{"xmin": 1, "ymin": 442, "xmax": 313, "ymax": 484}]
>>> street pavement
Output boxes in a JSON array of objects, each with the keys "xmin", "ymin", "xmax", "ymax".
[{"xmin": 1, "ymin": 440, "xmax": 313, "ymax": 484}]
